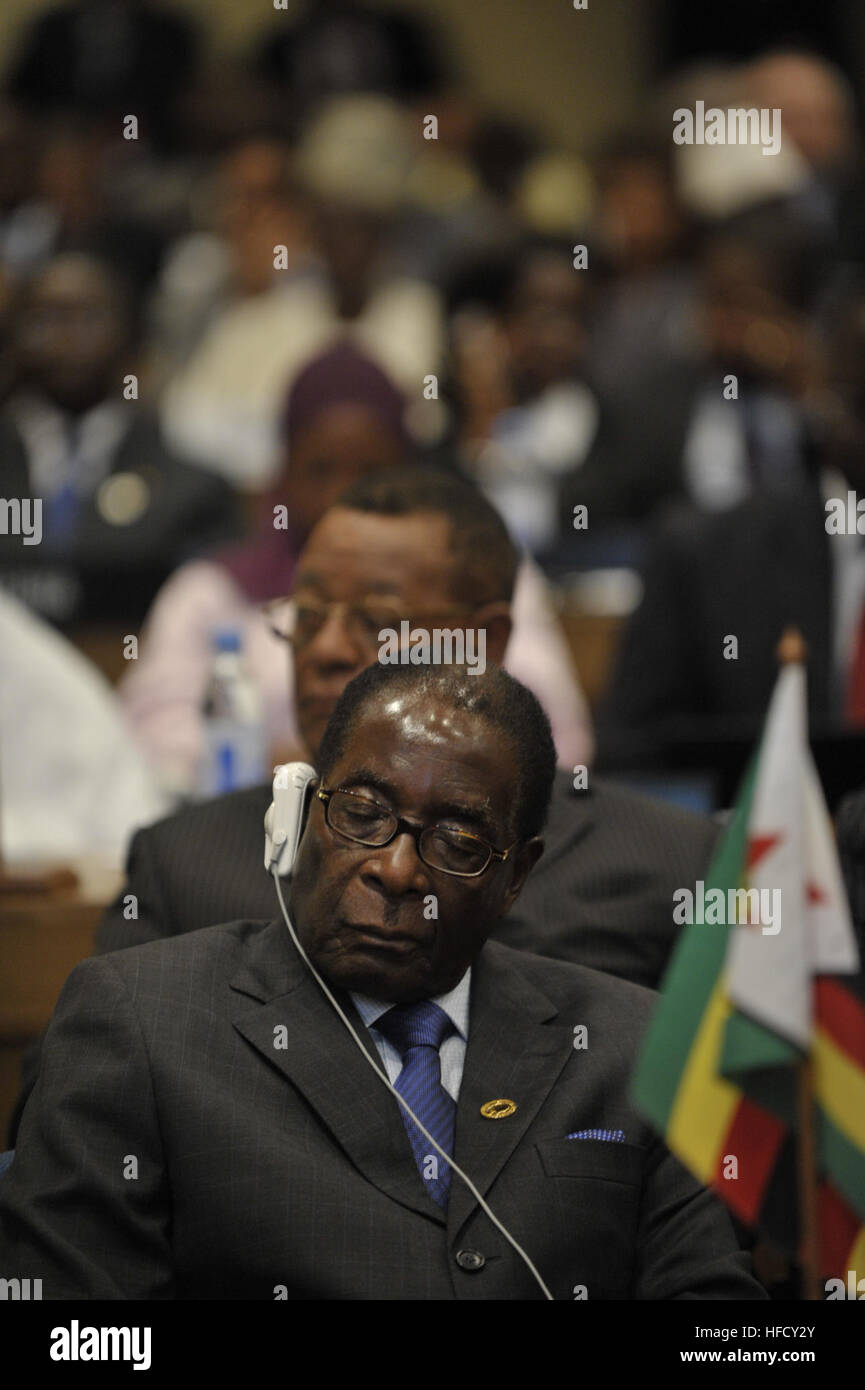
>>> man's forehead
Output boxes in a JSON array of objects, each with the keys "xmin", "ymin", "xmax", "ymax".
[
  {"xmin": 333, "ymin": 697, "xmax": 511, "ymax": 811},
  {"xmin": 296, "ymin": 508, "xmax": 455, "ymax": 594},
  {"xmin": 354, "ymin": 694, "xmax": 485, "ymax": 753}
]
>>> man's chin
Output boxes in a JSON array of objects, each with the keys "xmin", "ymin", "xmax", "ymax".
[{"xmin": 316, "ymin": 945, "xmax": 437, "ymax": 1003}]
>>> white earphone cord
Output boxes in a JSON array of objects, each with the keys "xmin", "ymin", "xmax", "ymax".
[{"xmin": 272, "ymin": 873, "xmax": 554, "ymax": 1300}]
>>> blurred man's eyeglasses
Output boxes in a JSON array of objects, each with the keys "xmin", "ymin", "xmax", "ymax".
[
  {"xmin": 263, "ymin": 596, "xmax": 474, "ymax": 651},
  {"xmin": 317, "ymin": 786, "xmax": 516, "ymax": 878}
]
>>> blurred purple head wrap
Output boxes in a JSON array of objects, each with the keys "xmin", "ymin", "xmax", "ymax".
[{"xmin": 281, "ymin": 340, "xmax": 410, "ymax": 454}]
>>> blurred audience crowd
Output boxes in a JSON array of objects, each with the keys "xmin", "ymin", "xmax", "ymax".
[{"xmin": 2, "ymin": 0, "xmax": 865, "ymax": 860}]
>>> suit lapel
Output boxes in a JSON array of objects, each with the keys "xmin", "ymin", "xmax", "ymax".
[
  {"xmin": 229, "ymin": 926, "xmax": 573, "ymax": 1235},
  {"xmin": 447, "ymin": 942, "xmax": 573, "ymax": 1239},
  {"xmin": 230, "ymin": 920, "xmax": 445, "ymax": 1225}
]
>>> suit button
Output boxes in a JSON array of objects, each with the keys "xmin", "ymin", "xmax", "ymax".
[{"xmin": 455, "ymin": 1249, "xmax": 485, "ymax": 1271}]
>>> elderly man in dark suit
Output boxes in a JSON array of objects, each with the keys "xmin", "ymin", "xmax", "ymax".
[
  {"xmin": 0, "ymin": 663, "xmax": 764, "ymax": 1300},
  {"xmin": 7, "ymin": 468, "xmax": 718, "ymax": 1146}
]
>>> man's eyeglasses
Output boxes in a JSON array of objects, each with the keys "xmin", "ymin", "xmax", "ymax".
[
  {"xmin": 264, "ymin": 596, "xmax": 474, "ymax": 651},
  {"xmin": 317, "ymin": 786, "xmax": 516, "ymax": 878}
]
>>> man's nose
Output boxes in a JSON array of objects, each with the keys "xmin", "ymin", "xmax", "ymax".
[
  {"xmin": 361, "ymin": 831, "xmax": 430, "ymax": 896},
  {"xmin": 305, "ymin": 608, "xmax": 371, "ymax": 668}
]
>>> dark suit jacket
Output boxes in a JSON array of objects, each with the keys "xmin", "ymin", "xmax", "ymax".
[
  {"xmin": 0, "ymin": 410, "xmax": 239, "ymax": 628},
  {"xmin": 560, "ymin": 365, "xmax": 819, "ymax": 529},
  {"xmin": 0, "ymin": 924, "xmax": 764, "ymax": 1300},
  {"xmin": 560, "ymin": 361, "xmax": 703, "ymax": 525},
  {"xmin": 597, "ymin": 486, "xmax": 834, "ymax": 767},
  {"xmin": 8, "ymin": 772, "xmax": 717, "ymax": 1145}
]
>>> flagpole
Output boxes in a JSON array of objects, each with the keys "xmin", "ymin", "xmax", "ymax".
[
  {"xmin": 796, "ymin": 1058, "xmax": 821, "ymax": 1299},
  {"xmin": 776, "ymin": 628, "xmax": 821, "ymax": 1300}
]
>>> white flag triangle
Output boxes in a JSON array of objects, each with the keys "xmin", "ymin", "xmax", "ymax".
[{"xmin": 726, "ymin": 662, "xmax": 859, "ymax": 1049}]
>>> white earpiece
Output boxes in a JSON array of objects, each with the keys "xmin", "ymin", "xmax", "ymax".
[{"xmin": 264, "ymin": 762, "xmax": 317, "ymax": 876}]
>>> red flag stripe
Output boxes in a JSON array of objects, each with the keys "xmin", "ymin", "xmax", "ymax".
[
  {"xmin": 817, "ymin": 1180, "xmax": 864, "ymax": 1278},
  {"xmin": 712, "ymin": 1095, "xmax": 787, "ymax": 1225},
  {"xmin": 814, "ymin": 978, "xmax": 865, "ymax": 1071}
]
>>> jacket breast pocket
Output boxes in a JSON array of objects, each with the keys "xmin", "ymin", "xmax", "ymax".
[
  {"xmin": 534, "ymin": 1138, "xmax": 644, "ymax": 1297},
  {"xmin": 536, "ymin": 1137, "xmax": 645, "ymax": 1185}
]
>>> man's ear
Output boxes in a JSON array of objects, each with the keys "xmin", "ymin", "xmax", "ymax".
[
  {"xmin": 471, "ymin": 601, "xmax": 512, "ymax": 666},
  {"xmin": 501, "ymin": 837, "xmax": 544, "ymax": 914}
]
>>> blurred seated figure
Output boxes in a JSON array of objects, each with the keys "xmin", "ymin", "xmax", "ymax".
[
  {"xmin": 664, "ymin": 61, "xmax": 810, "ymax": 226},
  {"xmin": 146, "ymin": 134, "xmax": 310, "ymax": 387},
  {"xmin": 124, "ymin": 345, "xmax": 591, "ymax": 792},
  {"xmin": 253, "ymin": 0, "xmax": 449, "ymax": 131},
  {"xmin": 0, "ymin": 120, "xmax": 165, "ymax": 292},
  {"xmin": 560, "ymin": 201, "xmax": 833, "ymax": 527},
  {"xmin": 742, "ymin": 49, "xmax": 860, "ymax": 244},
  {"xmin": 585, "ymin": 130, "xmax": 697, "ymax": 399},
  {"xmin": 0, "ymin": 253, "xmax": 238, "ymax": 629},
  {"xmin": 123, "ymin": 341, "xmax": 410, "ymax": 791},
  {"xmin": 0, "ymin": 588, "xmax": 167, "ymax": 868},
  {"xmin": 5, "ymin": 0, "xmax": 200, "ymax": 153},
  {"xmin": 596, "ymin": 280, "xmax": 865, "ymax": 768},
  {"xmin": 441, "ymin": 238, "xmax": 603, "ymax": 556},
  {"xmin": 160, "ymin": 95, "xmax": 444, "ymax": 489}
]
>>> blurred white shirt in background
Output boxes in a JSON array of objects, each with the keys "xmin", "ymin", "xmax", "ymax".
[{"xmin": 0, "ymin": 589, "xmax": 168, "ymax": 869}]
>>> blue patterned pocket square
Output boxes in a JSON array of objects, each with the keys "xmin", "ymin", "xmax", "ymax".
[{"xmin": 566, "ymin": 1128, "xmax": 626, "ymax": 1142}]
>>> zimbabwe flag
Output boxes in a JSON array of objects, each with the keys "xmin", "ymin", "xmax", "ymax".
[{"xmin": 631, "ymin": 660, "xmax": 865, "ymax": 1280}]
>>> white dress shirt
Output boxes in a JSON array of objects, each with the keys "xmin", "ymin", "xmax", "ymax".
[
  {"xmin": 9, "ymin": 394, "xmax": 130, "ymax": 503},
  {"xmin": 350, "ymin": 968, "xmax": 471, "ymax": 1103}
]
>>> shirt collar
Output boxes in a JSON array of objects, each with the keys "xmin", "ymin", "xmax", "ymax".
[{"xmin": 351, "ymin": 968, "xmax": 471, "ymax": 1042}]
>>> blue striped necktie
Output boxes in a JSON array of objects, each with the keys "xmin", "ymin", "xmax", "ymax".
[{"xmin": 376, "ymin": 1000, "xmax": 456, "ymax": 1207}]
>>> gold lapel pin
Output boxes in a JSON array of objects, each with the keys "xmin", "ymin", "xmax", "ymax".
[{"xmin": 480, "ymin": 1098, "xmax": 517, "ymax": 1120}]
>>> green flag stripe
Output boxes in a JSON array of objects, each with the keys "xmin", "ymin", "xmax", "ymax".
[
  {"xmin": 631, "ymin": 754, "xmax": 759, "ymax": 1128},
  {"xmin": 721, "ymin": 1009, "xmax": 801, "ymax": 1075},
  {"xmin": 819, "ymin": 1107, "xmax": 865, "ymax": 1223}
]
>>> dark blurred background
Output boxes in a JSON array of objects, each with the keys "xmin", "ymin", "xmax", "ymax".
[{"xmin": 2, "ymin": 0, "xmax": 865, "ymax": 834}]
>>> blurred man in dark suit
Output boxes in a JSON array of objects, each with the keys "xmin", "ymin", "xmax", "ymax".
[
  {"xmin": 560, "ymin": 202, "xmax": 831, "ymax": 526},
  {"xmin": 0, "ymin": 663, "xmax": 764, "ymax": 1300},
  {"xmin": 597, "ymin": 276, "xmax": 865, "ymax": 767},
  {"xmin": 0, "ymin": 253, "xmax": 238, "ymax": 629}
]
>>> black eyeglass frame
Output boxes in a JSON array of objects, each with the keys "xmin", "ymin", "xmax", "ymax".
[{"xmin": 316, "ymin": 785, "xmax": 517, "ymax": 878}]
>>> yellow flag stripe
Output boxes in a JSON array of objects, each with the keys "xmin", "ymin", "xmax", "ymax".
[
  {"xmin": 814, "ymin": 1027, "xmax": 865, "ymax": 1154},
  {"xmin": 848, "ymin": 1224, "xmax": 865, "ymax": 1274},
  {"xmin": 667, "ymin": 976, "xmax": 741, "ymax": 1180}
]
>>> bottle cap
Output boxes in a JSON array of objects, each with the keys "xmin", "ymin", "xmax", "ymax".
[{"xmin": 212, "ymin": 627, "xmax": 242, "ymax": 653}]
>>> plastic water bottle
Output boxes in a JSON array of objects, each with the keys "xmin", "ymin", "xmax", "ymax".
[{"xmin": 197, "ymin": 628, "xmax": 267, "ymax": 798}]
